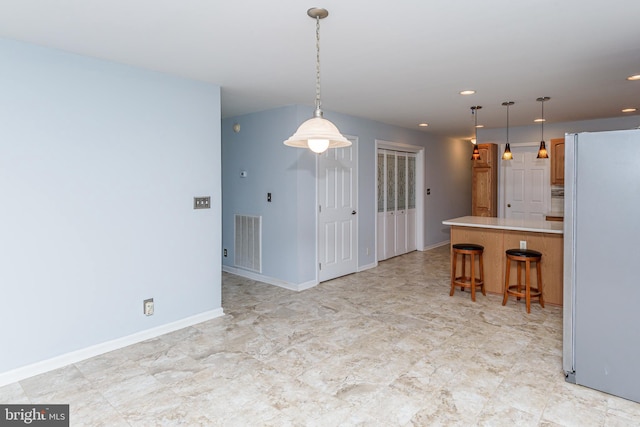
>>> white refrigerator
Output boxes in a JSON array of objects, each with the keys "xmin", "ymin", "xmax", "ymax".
[{"xmin": 563, "ymin": 128, "xmax": 640, "ymax": 403}]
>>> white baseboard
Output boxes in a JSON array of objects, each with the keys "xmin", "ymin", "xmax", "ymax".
[
  {"xmin": 296, "ymin": 279, "xmax": 319, "ymax": 291},
  {"xmin": 0, "ymin": 308, "xmax": 224, "ymax": 387},
  {"xmin": 222, "ymin": 265, "xmax": 317, "ymax": 292},
  {"xmin": 423, "ymin": 240, "xmax": 450, "ymax": 251},
  {"xmin": 358, "ymin": 261, "xmax": 378, "ymax": 272}
]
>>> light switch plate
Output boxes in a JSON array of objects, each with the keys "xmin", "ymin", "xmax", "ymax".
[{"xmin": 193, "ymin": 196, "xmax": 211, "ymax": 209}]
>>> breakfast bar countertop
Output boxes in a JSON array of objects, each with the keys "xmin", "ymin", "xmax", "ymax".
[{"xmin": 442, "ymin": 215, "xmax": 564, "ymax": 235}]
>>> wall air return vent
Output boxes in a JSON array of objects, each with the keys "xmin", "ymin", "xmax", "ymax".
[{"xmin": 234, "ymin": 214, "xmax": 262, "ymax": 273}]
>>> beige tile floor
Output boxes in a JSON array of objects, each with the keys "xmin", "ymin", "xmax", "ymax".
[{"xmin": 2, "ymin": 245, "xmax": 640, "ymax": 426}]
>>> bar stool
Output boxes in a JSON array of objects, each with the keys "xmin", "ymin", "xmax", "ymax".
[
  {"xmin": 502, "ymin": 248, "xmax": 544, "ymax": 313},
  {"xmin": 450, "ymin": 243, "xmax": 485, "ymax": 301}
]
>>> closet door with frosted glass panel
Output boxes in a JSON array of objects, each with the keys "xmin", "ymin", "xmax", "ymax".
[
  {"xmin": 384, "ymin": 152, "xmax": 397, "ymax": 259},
  {"xmin": 395, "ymin": 155, "xmax": 407, "ymax": 254},
  {"xmin": 377, "ymin": 149, "xmax": 417, "ymax": 261},
  {"xmin": 376, "ymin": 152, "xmax": 386, "ymax": 260},
  {"xmin": 406, "ymin": 155, "xmax": 417, "ymax": 251}
]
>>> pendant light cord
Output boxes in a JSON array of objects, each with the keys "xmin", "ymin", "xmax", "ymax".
[
  {"xmin": 506, "ymin": 103, "xmax": 510, "ymax": 143},
  {"xmin": 473, "ymin": 107, "xmax": 478, "ymax": 141},
  {"xmin": 314, "ymin": 16, "xmax": 322, "ymax": 116},
  {"xmin": 474, "ymin": 110, "xmax": 477, "ymax": 141},
  {"xmin": 541, "ymin": 99, "xmax": 544, "ymax": 141}
]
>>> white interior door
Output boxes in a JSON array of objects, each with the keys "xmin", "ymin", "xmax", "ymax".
[
  {"xmin": 406, "ymin": 155, "xmax": 417, "ymax": 252},
  {"xmin": 376, "ymin": 149, "xmax": 417, "ymax": 261},
  {"xmin": 384, "ymin": 152, "xmax": 397, "ymax": 259},
  {"xmin": 395, "ymin": 154, "xmax": 407, "ymax": 254},
  {"xmin": 376, "ymin": 152, "xmax": 386, "ymax": 259},
  {"xmin": 318, "ymin": 139, "xmax": 358, "ymax": 282},
  {"xmin": 503, "ymin": 144, "xmax": 550, "ymax": 220}
]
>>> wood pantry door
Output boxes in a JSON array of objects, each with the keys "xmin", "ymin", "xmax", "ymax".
[
  {"xmin": 376, "ymin": 149, "xmax": 417, "ymax": 261},
  {"xmin": 472, "ymin": 167, "xmax": 494, "ymax": 217},
  {"xmin": 318, "ymin": 138, "xmax": 358, "ymax": 282}
]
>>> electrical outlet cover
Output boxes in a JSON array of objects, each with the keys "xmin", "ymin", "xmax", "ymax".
[{"xmin": 143, "ymin": 298, "xmax": 154, "ymax": 316}]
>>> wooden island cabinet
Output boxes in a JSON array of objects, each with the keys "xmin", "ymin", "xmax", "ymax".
[{"xmin": 443, "ymin": 216, "xmax": 564, "ymax": 305}]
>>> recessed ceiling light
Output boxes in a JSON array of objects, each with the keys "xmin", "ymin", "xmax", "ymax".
[
  {"xmin": 626, "ymin": 74, "xmax": 640, "ymax": 81},
  {"xmin": 534, "ymin": 118, "xmax": 546, "ymax": 123},
  {"xmin": 459, "ymin": 90, "xmax": 476, "ymax": 95},
  {"xmin": 475, "ymin": 124, "xmax": 484, "ymax": 128},
  {"xmin": 622, "ymin": 108, "xmax": 637, "ymax": 113},
  {"xmin": 418, "ymin": 123, "xmax": 429, "ymax": 127}
]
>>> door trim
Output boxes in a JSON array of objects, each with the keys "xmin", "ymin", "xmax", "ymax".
[{"xmin": 374, "ymin": 139, "xmax": 424, "ymax": 261}]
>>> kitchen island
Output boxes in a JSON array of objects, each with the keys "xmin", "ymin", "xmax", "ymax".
[{"xmin": 442, "ymin": 216, "xmax": 564, "ymax": 305}]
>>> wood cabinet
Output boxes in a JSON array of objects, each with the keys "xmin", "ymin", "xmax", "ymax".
[
  {"xmin": 550, "ymin": 138, "xmax": 565, "ymax": 185},
  {"xmin": 474, "ymin": 144, "xmax": 494, "ymax": 167},
  {"xmin": 472, "ymin": 143, "xmax": 497, "ymax": 217}
]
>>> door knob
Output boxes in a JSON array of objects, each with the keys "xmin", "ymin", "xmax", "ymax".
[
  {"xmin": 351, "ymin": 210, "xmax": 357, "ymax": 215},
  {"xmin": 507, "ymin": 204, "xmax": 511, "ymax": 208}
]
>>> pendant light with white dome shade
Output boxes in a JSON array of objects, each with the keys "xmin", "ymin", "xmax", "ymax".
[{"xmin": 283, "ymin": 8, "xmax": 351, "ymax": 154}]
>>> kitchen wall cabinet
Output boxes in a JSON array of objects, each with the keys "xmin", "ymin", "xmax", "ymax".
[
  {"xmin": 473, "ymin": 144, "xmax": 494, "ymax": 168},
  {"xmin": 472, "ymin": 143, "xmax": 497, "ymax": 217},
  {"xmin": 551, "ymin": 138, "xmax": 565, "ymax": 185}
]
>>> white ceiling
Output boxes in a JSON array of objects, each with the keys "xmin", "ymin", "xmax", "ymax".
[{"xmin": 1, "ymin": 0, "xmax": 639, "ymax": 139}]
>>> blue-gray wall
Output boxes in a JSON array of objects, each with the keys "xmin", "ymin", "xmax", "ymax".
[
  {"xmin": 222, "ymin": 105, "xmax": 472, "ymax": 287},
  {"xmin": 0, "ymin": 38, "xmax": 222, "ymax": 374},
  {"xmin": 221, "ymin": 106, "xmax": 310, "ymax": 284}
]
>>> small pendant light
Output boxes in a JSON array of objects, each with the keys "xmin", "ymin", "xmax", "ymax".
[
  {"xmin": 284, "ymin": 8, "xmax": 351, "ymax": 154},
  {"xmin": 536, "ymin": 97, "xmax": 550, "ymax": 159},
  {"xmin": 502, "ymin": 101, "xmax": 514, "ymax": 160},
  {"xmin": 471, "ymin": 106, "xmax": 482, "ymax": 160}
]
